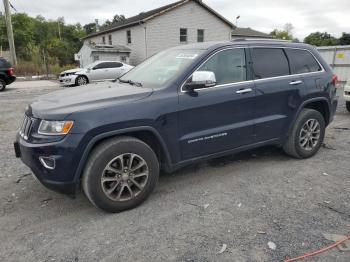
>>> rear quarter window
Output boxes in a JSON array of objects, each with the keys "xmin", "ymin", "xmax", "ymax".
[
  {"xmin": 285, "ymin": 49, "xmax": 322, "ymax": 74},
  {"xmin": 251, "ymin": 48, "xmax": 290, "ymax": 79}
]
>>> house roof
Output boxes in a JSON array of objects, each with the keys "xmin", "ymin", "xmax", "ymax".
[
  {"xmin": 231, "ymin": 27, "xmax": 272, "ymax": 38},
  {"xmin": 90, "ymin": 44, "xmax": 131, "ymax": 53},
  {"xmin": 82, "ymin": 0, "xmax": 235, "ymax": 40}
]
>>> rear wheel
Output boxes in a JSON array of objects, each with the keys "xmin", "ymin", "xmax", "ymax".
[
  {"xmin": 75, "ymin": 75, "xmax": 88, "ymax": 86},
  {"xmin": 283, "ymin": 109, "xmax": 325, "ymax": 159},
  {"xmin": 346, "ymin": 101, "xmax": 350, "ymax": 113},
  {"xmin": 82, "ymin": 136, "xmax": 159, "ymax": 212},
  {"xmin": 0, "ymin": 79, "xmax": 6, "ymax": 91}
]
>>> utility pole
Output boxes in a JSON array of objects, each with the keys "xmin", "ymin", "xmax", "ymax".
[
  {"xmin": 3, "ymin": 0, "xmax": 17, "ymax": 65},
  {"xmin": 58, "ymin": 20, "xmax": 61, "ymax": 40}
]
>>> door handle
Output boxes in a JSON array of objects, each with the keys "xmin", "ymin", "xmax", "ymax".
[
  {"xmin": 289, "ymin": 80, "xmax": 303, "ymax": 85},
  {"xmin": 236, "ymin": 88, "xmax": 253, "ymax": 94}
]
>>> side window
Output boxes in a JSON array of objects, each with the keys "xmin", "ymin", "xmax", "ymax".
[
  {"xmin": 102, "ymin": 36, "xmax": 106, "ymax": 44},
  {"xmin": 180, "ymin": 28, "xmax": 187, "ymax": 43},
  {"xmin": 109, "ymin": 62, "xmax": 123, "ymax": 68},
  {"xmin": 197, "ymin": 48, "xmax": 247, "ymax": 85},
  {"xmin": 197, "ymin": 29, "xmax": 204, "ymax": 42},
  {"xmin": 251, "ymin": 48, "xmax": 290, "ymax": 79},
  {"xmin": 94, "ymin": 62, "xmax": 109, "ymax": 69},
  {"xmin": 285, "ymin": 49, "xmax": 322, "ymax": 74},
  {"xmin": 126, "ymin": 30, "xmax": 131, "ymax": 44}
]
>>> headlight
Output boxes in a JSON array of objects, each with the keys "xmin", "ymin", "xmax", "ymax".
[{"xmin": 38, "ymin": 120, "xmax": 74, "ymax": 135}]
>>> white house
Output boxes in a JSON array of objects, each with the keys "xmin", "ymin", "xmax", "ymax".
[{"xmin": 79, "ymin": 0, "xmax": 270, "ymax": 66}]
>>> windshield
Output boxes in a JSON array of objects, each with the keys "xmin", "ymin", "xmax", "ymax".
[
  {"xmin": 83, "ymin": 61, "xmax": 99, "ymax": 69},
  {"xmin": 119, "ymin": 49, "xmax": 203, "ymax": 88}
]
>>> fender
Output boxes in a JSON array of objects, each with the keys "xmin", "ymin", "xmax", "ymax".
[
  {"xmin": 72, "ymin": 126, "xmax": 172, "ymax": 183},
  {"xmin": 285, "ymin": 97, "xmax": 330, "ymax": 138}
]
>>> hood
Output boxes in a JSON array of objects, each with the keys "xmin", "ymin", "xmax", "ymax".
[
  {"xmin": 28, "ymin": 82, "xmax": 153, "ymax": 119},
  {"xmin": 61, "ymin": 68, "xmax": 83, "ymax": 74}
]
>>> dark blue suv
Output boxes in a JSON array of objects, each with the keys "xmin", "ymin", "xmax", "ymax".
[{"xmin": 14, "ymin": 40, "xmax": 338, "ymax": 212}]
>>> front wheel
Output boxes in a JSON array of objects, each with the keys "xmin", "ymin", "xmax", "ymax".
[
  {"xmin": 75, "ymin": 75, "xmax": 88, "ymax": 86},
  {"xmin": 0, "ymin": 79, "xmax": 6, "ymax": 91},
  {"xmin": 283, "ymin": 109, "xmax": 325, "ymax": 159},
  {"xmin": 82, "ymin": 137, "xmax": 159, "ymax": 212},
  {"xmin": 346, "ymin": 101, "xmax": 350, "ymax": 113}
]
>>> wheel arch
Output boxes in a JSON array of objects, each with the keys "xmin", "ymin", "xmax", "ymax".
[
  {"xmin": 286, "ymin": 97, "xmax": 330, "ymax": 138},
  {"xmin": 73, "ymin": 126, "xmax": 172, "ymax": 183}
]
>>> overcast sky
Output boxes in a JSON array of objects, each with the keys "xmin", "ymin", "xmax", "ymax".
[{"xmin": 3, "ymin": 0, "xmax": 350, "ymax": 40}]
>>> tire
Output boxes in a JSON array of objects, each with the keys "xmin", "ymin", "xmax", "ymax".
[
  {"xmin": 82, "ymin": 136, "xmax": 159, "ymax": 212},
  {"xmin": 346, "ymin": 101, "xmax": 350, "ymax": 113},
  {"xmin": 0, "ymin": 79, "xmax": 6, "ymax": 91},
  {"xmin": 75, "ymin": 75, "xmax": 88, "ymax": 86},
  {"xmin": 283, "ymin": 109, "xmax": 325, "ymax": 159}
]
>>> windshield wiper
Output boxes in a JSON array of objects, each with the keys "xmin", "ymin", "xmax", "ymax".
[{"xmin": 116, "ymin": 78, "xmax": 142, "ymax": 87}]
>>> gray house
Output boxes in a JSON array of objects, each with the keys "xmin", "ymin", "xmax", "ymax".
[{"xmin": 79, "ymin": 0, "xmax": 270, "ymax": 66}]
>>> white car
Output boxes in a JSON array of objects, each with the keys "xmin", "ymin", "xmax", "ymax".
[
  {"xmin": 59, "ymin": 61, "xmax": 134, "ymax": 86},
  {"xmin": 344, "ymin": 79, "xmax": 350, "ymax": 112}
]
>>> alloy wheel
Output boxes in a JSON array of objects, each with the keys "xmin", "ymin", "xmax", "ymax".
[
  {"xmin": 101, "ymin": 153, "xmax": 149, "ymax": 201},
  {"xmin": 299, "ymin": 119, "xmax": 321, "ymax": 151}
]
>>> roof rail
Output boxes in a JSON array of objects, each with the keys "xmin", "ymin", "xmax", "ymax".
[{"xmin": 231, "ymin": 38, "xmax": 292, "ymax": 42}]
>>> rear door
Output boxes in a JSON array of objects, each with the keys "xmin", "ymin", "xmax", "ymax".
[
  {"xmin": 107, "ymin": 62, "xmax": 125, "ymax": 79},
  {"xmin": 178, "ymin": 47, "xmax": 256, "ymax": 160},
  {"xmin": 250, "ymin": 47, "xmax": 306, "ymax": 142},
  {"xmin": 88, "ymin": 62, "xmax": 111, "ymax": 81}
]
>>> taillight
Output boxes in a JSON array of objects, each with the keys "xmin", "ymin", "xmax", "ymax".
[
  {"xmin": 7, "ymin": 68, "xmax": 14, "ymax": 76},
  {"xmin": 331, "ymin": 74, "xmax": 339, "ymax": 87}
]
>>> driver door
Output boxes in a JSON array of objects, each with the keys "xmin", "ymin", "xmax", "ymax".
[{"xmin": 178, "ymin": 48, "xmax": 256, "ymax": 160}]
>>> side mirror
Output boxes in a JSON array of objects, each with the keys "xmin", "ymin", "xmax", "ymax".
[{"xmin": 185, "ymin": 71, "xmax": 216, "ymax": 91}]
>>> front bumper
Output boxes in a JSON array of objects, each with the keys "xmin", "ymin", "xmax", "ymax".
[
  {"xmin": 14, "ymin": 133, "xmax": 86, "ymax": 195},
  {"xmin": 58, "ymin": 74, "xmax": 77, "ymax": 86}
]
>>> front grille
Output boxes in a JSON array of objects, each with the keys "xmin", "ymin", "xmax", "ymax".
[{"xmin": 19, "ymin": 115, "xmax": 34, "ymax": 140}]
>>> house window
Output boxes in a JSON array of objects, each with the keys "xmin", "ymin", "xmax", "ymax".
[
  {"xmin": 180, "ymin": 28, "xmax": 187, "ymax": 43},
  {"xmin": 120, "ymin": 56, "xmax": 127, "ymax": 63},
  {"xmin": 127, "ymin": 30, "xmax": 131, "ymax": 44},
  {"xmin": 92, "ymin": 55, "xmax": 99, "ymax": 62},
  {"xmin": 102, "ymin": 36, "xmax": 105, "ymax": 44},
  {"xmin": 108, "ymin": 35, "xmax": 112, "ymax": 45},
  {"xmin": 197, "ymin": 29, "xmax": 204, "ymax": 42}
]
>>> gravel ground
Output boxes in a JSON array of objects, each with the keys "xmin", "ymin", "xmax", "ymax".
[{"xmin": 0, "ymin": 81, "xmax": 349, "ymax": 262}]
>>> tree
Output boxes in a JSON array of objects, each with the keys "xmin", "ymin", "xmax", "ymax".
[
  {"xmin": 270, "ymin": 23, "xmax": 294, "ymax": 40},
  {"xmin": 83, "ymin": 22, "xmax": 96, "ymax": 34},
  {"xmin": 304, "ymin": 32, "xmax": 339, "ymax": 46},
  {"xmin": 102, "ymin": 14, "xmax": 126, "ymax": 28},
  {"xmin": 339, "ymin": 33, "xmax": 350, "ymax": 45}
]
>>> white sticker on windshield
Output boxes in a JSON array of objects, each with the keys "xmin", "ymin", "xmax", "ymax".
[{"xmin": 176, "ymin": 53, "xmax": 198, "ymax": 59}]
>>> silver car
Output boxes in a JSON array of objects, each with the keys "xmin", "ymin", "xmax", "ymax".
[{"xmin": 59, "ymin": 61, "xmax": 134, "ymax": 86}]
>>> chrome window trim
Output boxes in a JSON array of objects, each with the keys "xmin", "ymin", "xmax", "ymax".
[{"xmin": 180, "ymin": 46, "xmax": 325, "ymax": 93}]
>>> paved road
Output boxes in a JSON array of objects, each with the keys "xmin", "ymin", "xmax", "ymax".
[{"xmin": 0, "ymin": 81, "xmax": 349, "ymax": 262}]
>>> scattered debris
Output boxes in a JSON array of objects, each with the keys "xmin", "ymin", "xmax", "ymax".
[
  {"xmin": 237, "ymin": 203, "xmax": 242, "ymax": 208},
  {"xmin": 323, "ymin": 233, "xmax": 350, "ymax": 251},
  {"xmin": 322, "ymin": 172, "xmax": 329, "ymax": 176},
  {"xmin": 217, "ymin": 244, "xmax": 227, "ymax": 254},
  {"xmin": 42, "ymin": 197, "xmax": 53, "ymax": 203},
  {"xmin": 318, "ymin": 203, "xmax": 350, "ymax": 218},
  {"xmin": 257, "ymin": 231, "xmax": 266, "ymax": 234},
  {"xmin": 15, "ymin": 173, "xmax": 31, "ymax": 184},
  {"xmin": 333, "ymin": 127, "xmax": 350, "ymax": 131},
  {"xmin": 203, "ymin": 204, "xmax": 210, "ymax": 209},
  {"xmin": 321, "ymin": 143, "xmax": 336, "ymax": 150},
  {"xmin": 268, "ymin": 241, "xmax": 276, "ymax": 250},
  {"xmin": 323, "ymin": 201, "xmax": 331, "ymax": 204}
]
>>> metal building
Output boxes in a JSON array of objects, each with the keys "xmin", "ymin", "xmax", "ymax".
[{"xmin": 317, "ymin": 45, "xmax": 350, "ymax": 82}]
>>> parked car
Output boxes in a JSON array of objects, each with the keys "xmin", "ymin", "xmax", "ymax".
[
  {"xmin": 0, "ymin": 58, "xmax": 16, "ymax": 91},
  {"xmin": 59, "ymin": 61, "xmax": 133, "ymax": 86},
  {"xmin": 15, "ymin": 40, "xmax": 338, "ymax": 212},
  {"xmin": 344, "ymin": 79, "xmax": 350, "ymax": 112}
]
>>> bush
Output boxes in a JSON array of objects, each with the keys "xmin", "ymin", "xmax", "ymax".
[{"xmin": 14, "ymin": 60, "xmax": 77, "ymax": 77}]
